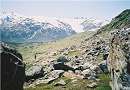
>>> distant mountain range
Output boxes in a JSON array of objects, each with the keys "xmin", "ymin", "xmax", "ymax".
[{"xmin": 0, "ymin": 13, "xmax": 109, "ymax": 43}]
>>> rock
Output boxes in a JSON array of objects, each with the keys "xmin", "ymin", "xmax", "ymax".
[
  {"xmin": 75, "ymin": 70, "xmax": 82, "ymax": 75},
  {"xmin": 54, "ymin": 79, "xmax": 66, "ymax": 86},
  {"xmin": 57, "ymin": 55, "xmax": 69, "ymax": 63},
  {"xmin": 81, "ymin": 63, "xmax": 92, "ymax": 70},
  {"xmin": 44, "ymin": 70, "xmax": 64, "ymax": 82},
  {"xmin": 35, "ymin": 70, "xmax": 64, "ymax": 85},
  {"xmin": 71, "ymin": 79, "xmax": 78, "ymax": 83},
  {"xmin": 63, "ymin": 71, "xmax": 83, "ymax": 79},
  {"xmin": 53, "ymin": 62, "xmax": 74, "ymax": 71},
  {"xmin": 99, "ymin": 61, "xmax": 109, "ymax": 73},
  {"xmin": 25, "ymin": 65, "xmax": 44, "ymax": 81},
  {"xmin": 70, "ymin": 45, "xmax": 77, "ymax": 50},
  {"xmin": 81, "ymin": 69, "xmax": 92, "ymax": 78},
  {"xmin": 44, "ymin": 63, "xmax": 54, "ymax": 74},
  {"xmin": 108, "ymin": 28, "xmax": 130, "ymax": 90},
  {"xmin": 87, "ymin": 82, "xmax": 97, "ymax": 88},
  {"xmin": 36, "ymin": 78, "xmax": 56, "ymax": 84},
  {"xmin": 103, "ymin": 53, "xmax": 109, "ymax": 60},
  {"xmin": 90, "ymin": 65, "xmax": 101, "ymax": 74},
  {"xmin": 87, "ymin": 76, "xmax": 96, "ymax": 80},
  {"xmin": 1, "ymin": 43, "xmax": 25, "ymax": 90}
]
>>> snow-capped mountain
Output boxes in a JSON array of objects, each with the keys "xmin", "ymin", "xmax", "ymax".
[
  {"xmin": 0, "ymin": 12, "xmax": 109, "ymax": 43},
  {"xmin": 0, "ymin": 13, "xmax": 76, "ymax": 43},
  {"xmin": 30, "ymin": 16, "xmax": 109, "ymax": 32},
  {"xmin": 81, "ymin": 18, "xmax": 109, "ymax": 31}
]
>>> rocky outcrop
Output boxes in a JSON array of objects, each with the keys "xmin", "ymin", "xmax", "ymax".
[
  {"xmin": 25, "ymin": 65, "xmax": 44, "ymax": 81},
  {"xmin": 1, "ymin": 43, "xmax": 25, "ymax": 90},
  {"xmin": 97, "ymin": 9, "xmax": 130, "ymax": 34},
  {"xmin": 34, "ymin": 70, "xmax": 64, "ymax": 85},
  {"xmin": 54, "ymin": 79, "xmax": 66, "ymax": 86},
  {"xmin": 53, "ymin": 62, "xmax": 74, "ymax": 71},
  {"xmin": 108, "ymin": 28, "xmax": 130, "ymax": 90}
]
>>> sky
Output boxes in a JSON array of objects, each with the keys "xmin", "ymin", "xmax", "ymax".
[{"xmin": 1, "ymin": 0, "xmax": 130, "ymax": 19}]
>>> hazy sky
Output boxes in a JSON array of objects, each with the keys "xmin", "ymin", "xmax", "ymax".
[{"xmin": 1, "ymin": 0, "xmax": 130, "ymax": 19}]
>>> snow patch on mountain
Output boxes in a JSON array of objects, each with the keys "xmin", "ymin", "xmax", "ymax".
[
  {"xmin": 0, "ymin": 12, "xmax": 110, "ymax": 43},
  {"xmin": 30, "ymin": 16, "xmax": 109, "ymax": 33}
]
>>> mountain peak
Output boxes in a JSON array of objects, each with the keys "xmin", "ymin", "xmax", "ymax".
[
  {"xmin": 115, "ymin": 9, "xmax": 130, "ymax": 19},
  {"xmin": 111, "ymin": 9, "xmax": 130, "ymax": 29},
  {"xmin": 97, "ymin": 9, "xmax": 130, "ymax": 34}
]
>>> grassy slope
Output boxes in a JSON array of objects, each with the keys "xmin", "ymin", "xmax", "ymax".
[
  {"xmin": 97, "ymin": 9, "xmax": 130, "ymax": 34},
  {"xmin": 15, "ymin": 31, "xmax": 95, "ymax": 65},
  {"xmin": 11, "ymin": 9, "xmax": 130, "ymax": 90},
  {"xmin": 18, "ymin": 30, "xmax": 112, "ymax": 90},
  {"xmin": 24, "ymin": 74, "xmax": 111, "ymax": 90}
]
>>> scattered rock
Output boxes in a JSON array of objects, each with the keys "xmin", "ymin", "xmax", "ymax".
[
  {"xmin": 44, "ymin": 70, "xmax": 64, "ymax": 80},
  {"xmin": 57, "ymin": 56, "xmax": 69, "ymax": 63},
  {"xmin": 87, "ymin": 82, "xmax": 97, "ymax": 88},
  {"xmin": 81, "ymin": 69, "xmax": 92, "ymax": 78},
  {"xmin": 53, "ymin": 62, "xmax": 74, "ymax": 71},
  {"xmin": 35, "ymin": 70, "xmax": 64, "ymax": 85},
  {"xmin": 63, "ymin": 71, "xmax": 83, "ymax": 79},
  {"xmin": 36, "ymin": 78, "xmax": 56, "ymax": 84},
  {"xmin": 87, "ymin": 76, "xmax": 96, "ymax": 80},
  {"xmin": 54, "ymin": 79, "xmax": 66, "ymax": 86},
  {"xmin": 25, "ymin": 65, "xmax": 44, "ymax": 81},
  {"xmin": 99, "ymin": 61, "xmax": 109, "ymax": 73},
  {"xmin": 90, "ymin": 65, "xmax": 101, "ymax": 74}
]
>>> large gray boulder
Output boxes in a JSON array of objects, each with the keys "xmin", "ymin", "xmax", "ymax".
[
  {"xmin": 35, "ymin": 70, "xmax": 64, "ymax": 85},
  {"xmin": 99, "ymin": 61, "xmax": 109, "ymax": 73},
  {"xmin": 44, "ymin": 70, "xmax": 64, "ymax": 79},
  {"xmin": 53, "ymin": 62, "xmax": 74, "ymax": 71},
  {"xmin": 54, "ymin": 79, "xmax": 66, "ymax": 86},
  {"xmin": 57, "ymin": 55, "xmax": 69, "ymax": 63},
  {"xmin": 81, "ymin": 69, "xmax": 92, "ymax": 78},
  {"xmin": 25, "ymin": 65, "xmax": 44, "ymax": 81}
]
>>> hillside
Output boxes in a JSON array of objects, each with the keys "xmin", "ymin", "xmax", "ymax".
[
  {"xmin": 15, "ymin": 31, "xmax": 95, "ymax": 65},
  {"xmin": 5, "ymin": 9, "xmax": 130, "ymax": 90},
  {"xmin": 0, "ymin": 14, "xmax": 76, "ymax": 43},
  {"xmin": 97, "ymin": 9, "xmax": 130, "ymax": 34},
  {"xmin": 81, "ymin": 9, "xmax": 130, "ymax": 90},
  {"xmin": 0, "ymin": 13, "xmax": 109, "ymax": 43}
]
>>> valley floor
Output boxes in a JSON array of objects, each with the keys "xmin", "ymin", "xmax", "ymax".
[{"xmin": 13, "ymin": 31, "xmax": 112, "ymax": 90}]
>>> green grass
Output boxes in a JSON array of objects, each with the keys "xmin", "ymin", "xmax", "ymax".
[
  {"xmin": 24, "ymin": 73, "xmax": 112, "ymax": 90},
  {"xmin": 14, "ymin": 31, "xmax": 95, "ymax": 64},
  {"xmin": 97, "ymin": 53, "xmax": 104, "ymax": 62},
  {"xmin": 67, "ymin": 50, "xmax": 81, "ymax": 57},
  {"xmin": 24, "ymin": 77, "xmax": 91, "ymax": 90},
  {"xmin": 95, "ymin": 74, "xmax": 112, "ymax": 90},
  {"xmin": 24, "ymin": 76, "xmax": 71, "ymax": 90},
  {"xmin": 9, "ymin": 30, "xmax": 113, "ymax": 90}
]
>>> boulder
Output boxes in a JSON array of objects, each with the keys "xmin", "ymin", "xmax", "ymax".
[
  {"xmin": 43, "ymin": 70, "xmax": 64, "ymax": 83},
  {"xmin": 87, "ymin": 82, "xmax": 97, "ymax": 88},
  {"xmin": 44, "ymin": 63, "xmax": 54, "ymax": 74},
  {"xmin": 99, "ymin": 61, "xmax": 109, "ymax": 73},
  {"xmin": 90, "ymin": 65, "xmax": 101, "ymax": 74},
  {"xmin": 87, "ymin": 76, "xmax": 96, "ymax": 80},
  {"xmin": 81, "ymin": 69, "xmax": 92, "ymax": 78},
  {"xmin": 34, "ymin": 70, "xmax": 64, "ymax": 85},
  {"xmin": 80, "ymin": 63, "xmax": 92, "ymax": 70},
  {"xmin": 44, "ymin": 70, "xmax": 64, "ymax": 79},
  {"xmin": 36, "ymin": 78, "xmax": 56, "ymax": 84},
  {"xmin": 54, "ymin": 79, "xmax": 66, "ymax": 86},
  {"xmin": 1, "ymin": 43, "xmax": 25, "ymax": 90},
  {"xmin": 57, "ymin": 55, "xmax": 69, "ymax": 63},
  {"xmin": 53, "ymin": 62, "xmax": 74, "ymax": 71},
  {"xmin": 25, "ymin": 65, "xmax": 44, "ymax": 81}
]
